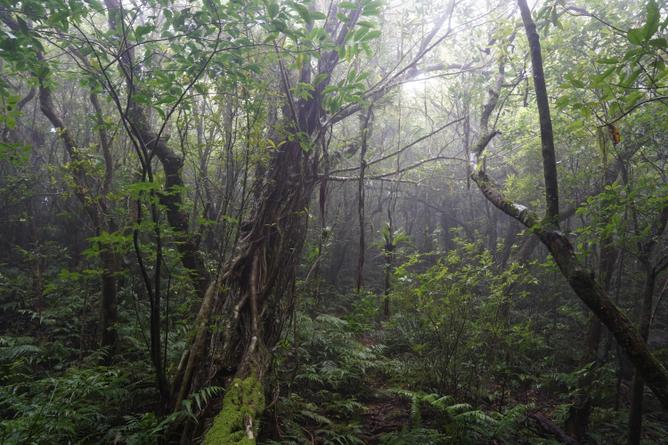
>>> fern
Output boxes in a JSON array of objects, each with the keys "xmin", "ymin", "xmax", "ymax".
[
  {"xmin": 298, "ymin": 408, "xmax": 334, "ymax": 425},
  {"xmin": 0, "ymin": 366, "xmax": 131, "ymax": 444},
  {"xmin": 0, "ymin": 342, "xmax": 42, "ymax": 361},
  {"xmin": 386, "ymin": 388, "xmax": 499, "ymax": 442},
  {"xmin": 452, "ymin": 410, "xmax": 497, "ymax": 428},
  {"xmin": 378, "ymin": 427, "xmax": 450, "ymax": 445},
  {"xmin": 319, "ymin": 431, "xmax": 366, "ymax": 445},
  {"xmin": 444, "ymin": 403, "xmax": 473, "ymax": 416},
  {"xmin": 420, "ymin": 393, "xmax": 454, "ymax": 408},
  {"xmin": 181, "ymin": 385, "xmax": 224, "ymax": 419}
]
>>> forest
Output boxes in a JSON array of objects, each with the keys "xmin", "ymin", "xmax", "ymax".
[{"xmin": 1, "ymin": 0, "xmax": 667, "ymax": 443}]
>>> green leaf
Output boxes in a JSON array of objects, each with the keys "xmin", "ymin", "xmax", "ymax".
[
  {"xmin": 565, "ymin": 73, "xmax": 584, "ymax": 88},
  {"xmin": 267, "ymin": 1, "xmax": 279, "ymax": 19},
  {"xmin": 644, "ymin": 0, "xmax": 660, "ymax": 40},
  {"xmin": 134, "ymin": 24, "xmax": 155, "ymax": 39},
  {"xmin": 597, "ymin": 57, "xmax": 619, "ymax": 64},
  {"xmin": 649, "ymin": 37, "xmax": 667, "ymax": 49},
  {"xmin": 312, "ymin": 72, "xmax": 330, "ymax": 86},
  {"xmin": 271, "ymin": 19, "xmax": 287, "ymax": 32},
  {"xmin": 84, "ymin": 0, "xmax": 105, "ymax": 13},
  {"xmin": 194, "ymin": 83, "xmax": 208, "ymax": 95},
  {"xmin": 362, "ymin": 30, "xmax": 381, "ymax": 41},
  {"xmin": 624, "ymin": 91, "xmax": 644, "ymax": 108},
  {"xmin": 0, "ymin": 141, "xmax": 30, "ymax": 165},
  {"xmin": 623, "ymin": 48, "xmax": 642, "ymax": 61},
  {"xmin": 289, "ymin": 1, "xmax": 312, "ymax": 25},
  {"xmin": 591, "ymin": 66, "xmax": 615, "ymax": 88},
  {"xmin": 307, "ymin": 27, "xmax": 327, "ymax": 42},
  {"xmin": 627, "ymin": 28, "xmax": 645, "ymax": 45},
  {"xmin": 620, "ymin": 67, "xmax": 642, "ymax": 88},
  {"xmin": 555, "ymin": 95, "xmax": 571, "ymax": 110},
  {"xmin": 338, "ymin": 2, "xmax": 357, "ymax": 10},
  {"xmin": 353, "ymin": 27, "xmax": 369, "ymax": 41},
  {"xmin": 362, "ymin": 2, "xmax": 381, "ymax": 16},
  {"xmin": 125, "ymin": 180, "xmax": 161, "ymax": 197}
]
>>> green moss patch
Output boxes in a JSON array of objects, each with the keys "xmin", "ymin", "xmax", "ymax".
[{"xmin": 203, "ymin": 376, "xmax": 265, "ymax": 445}]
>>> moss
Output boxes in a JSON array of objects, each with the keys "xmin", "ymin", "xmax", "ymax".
[{"xmin": 203, "ymin": 376, "xmax": 265, "ymax": 445}]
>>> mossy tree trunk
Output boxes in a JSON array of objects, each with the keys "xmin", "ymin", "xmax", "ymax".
[
  {"xmin": 176, "ymin": 5, "xmax": 365, "ymax": 440},
  {"xmin": 193, "ymin": 139, "xmax": 315, "ymax": 442}
]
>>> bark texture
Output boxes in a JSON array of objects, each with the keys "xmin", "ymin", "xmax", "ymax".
[{"xmin": 518, "ymin": 0, "xmax": 559, "ymax": 221}]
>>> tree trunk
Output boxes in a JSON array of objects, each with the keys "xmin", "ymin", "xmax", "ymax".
[
  {"xmin": 99, "ymin": 247, "xmax": 119, "ymax": 360},
  {"xmin": 178, "ymin": 139, "xmax": 315, "ymax": 442},
  {"xmin": 565, "ymin": 241, "xmax": 617, "ymax": 441},
  {"xmin": 628, "ymin": 266, "xmax": 656, "ymax": 445},
  {"xmin": 103, "ymin": 0, "xmax": 210, "ymax": 300},
  {"xmin": 518, "ymin": 0, "xmax": 559, "ymax": 221},
  {"xmin": 356, "ymin": 109, "xmax": 373, "ymax": 292},
  {"xmin": 499, "ymin": 221, "xmax": 521, "ymax": 268},
  {"xmin": 383, "ymin": 208, "xmax": 394, "ymax": 320},
  {"xmin": 472, "ymin": 135, "xmax": 668, "ymax": 410},
  {"xmin": 30, "ymin": 53, "xmax": 121, "ymax": 360}
]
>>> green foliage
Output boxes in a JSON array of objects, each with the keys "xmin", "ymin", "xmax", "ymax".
[
  {"xmin": 0, "ymin": 365, "xmax": 129, "ymax": 444},
  {"xmin": 385, "ymin": 388, "xmax": 498, "ymax": 444},
  {"xmin": 627, "ymin": 0, "xmax": 661, "ymax": 45},
  {"xmin": 0, "ymin": 336, "xmax": 42, "ymax": 385},
  {"xmin": 1, "ymin": 1, "xmax": 668, "ymax": 444},
  {"xmin": 576, "ymin": 175, "xmax": 668, "ymax": 254},
  {"xmin": 385, "ymin": 241, "xmax": 544, "ymax": 397},
  {"xmin": 551, "ymin": 0, "xmax": 667, "ymax": 124},
  {"xmin": 271, "ymin": 312, "xmax": 387, "ymax": 443},
  {"xmin": 288, "ymin": 313, "xmax": 387, "ymax": 392},
  {"xmin": 182, "ymin": 385, "xmax": 225, "ymax": 421},
  {"xmin": 378, "ymin": 428, "xmax": 450, "ymax": 445}
]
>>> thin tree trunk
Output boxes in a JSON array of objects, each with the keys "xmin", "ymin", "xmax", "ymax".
[
  {"xmin": 473, "ymin": 159, "xmax": 668, "ymax": 408},
  {"xmin": 90, "ymin": 91, "xmax": 120, "ymax": 360},
  {"xmin": 565, "ymin": 241, "xmax": 618, "ymax": 441},
  {"xmin": 383, "ymin": 208, "xmax": 394, "ymax": 320},
  {"xmin": 499, "ymin": 221, "xmax": 521, "ymax": 268},
  {"xmin": 103, "ymin": 0, "xmax": 210, "ymax": 300},
  {"xmin": 628, "ymin": 266, "xmax": 656, "ymax": 445},
  {"xmin": 33, "ymin": 59, "xmax": 121, "ymax": 359},
  {"xmin": 356, "ymin": 108, "xmax": 373, "ymax": 292},
  {"xmin": 518, "ymin": 0, "xmax": 559, "ymax": 222}
]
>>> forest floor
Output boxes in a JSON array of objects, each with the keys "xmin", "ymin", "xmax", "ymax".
[{"xmin": 270, "ymin": 311, "xmax": 668, "ymax": 445}]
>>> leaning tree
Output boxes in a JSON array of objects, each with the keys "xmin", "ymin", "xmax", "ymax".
[{"xmin": 468, "ymin": 0, "xmax": 668, "ymax": 409}]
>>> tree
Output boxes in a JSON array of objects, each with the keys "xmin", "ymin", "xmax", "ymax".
[
  {"xmin": 469, "ymin": 0, "xmax": 668, "ymax": 408},
  {"xmin": 2, "ymin": 1, "xmax": 666, "ymax": 444},
  {"xmin": 0, "ymin": 2, "xmax": 120, "ymax": 361}
]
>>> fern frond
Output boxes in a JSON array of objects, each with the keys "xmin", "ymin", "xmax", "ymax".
[
  {"xmin": 298, "ymin": 409, "xmax": 333, "ymax": 425},
  {"xmin": 445, "ymin": 403, "xmax": 473, "ymax": 416}
]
